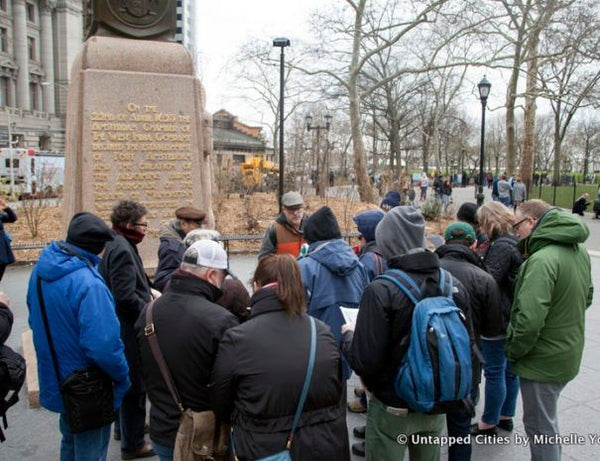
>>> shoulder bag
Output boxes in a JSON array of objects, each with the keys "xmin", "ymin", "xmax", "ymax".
[
  {"xmin": 231, "ymin": 315, "xmax": 317, "ymax": 461},
  {"xmin": 144, "ymin": 300, "xmax": 228, "ymax": 461}
]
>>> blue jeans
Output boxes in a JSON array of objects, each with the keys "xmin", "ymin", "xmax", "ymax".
[
  {"xmin": 152, "ymin": 441, "xmax": 174, "ymax": 461},
  {"xmin": 59, "ymin": 414, "xmax": 111, "ymax": 461},
  {"xmin": 446, "ymin": 386, "xmax": 479, "ymax": 461},
  {"xmin": 480, "ymin": 339, "xmax": 519, "ymax": 425}
]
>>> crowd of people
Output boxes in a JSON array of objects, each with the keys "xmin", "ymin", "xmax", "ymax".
[{"xmin": 3, "ymin": 184, "xmax": 592, "ymax": 461}]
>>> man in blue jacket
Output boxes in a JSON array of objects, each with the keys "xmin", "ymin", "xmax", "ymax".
[
  {"xmin": 27, "ymin": 212, "xmax": 130, "ymax": 461},
  {"xmin": 298, "ymin": 206, "xmax": 369, "ymax": 381}
]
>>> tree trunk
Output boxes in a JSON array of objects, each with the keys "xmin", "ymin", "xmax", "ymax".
[
  {"xmin": 520, "ymin": 47, "xmax": 538, "ymax": 194},
  {"xmin": 349, "ymin": 81, "xmax": 374, "ymax": 203}
]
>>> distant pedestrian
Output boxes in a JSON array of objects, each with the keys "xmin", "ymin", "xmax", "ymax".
[
  {"xmin": 497, "ymin": 175, "xmax": 512, "ymax": 207},
  {"xmin": 99, "ymin": 200, "xmax": 155, "ymax": 459},
  {"xmin": 441, "ymin": 179, "xmax": 453, "ymax": 211},
  {"xmin": 509, "ymin": 200, "xmax": 592, "ymax": 461},
  {"xmin": 211, "ymin": 254, "xmax": 350, "ymax": 461},
  {"xmin": 512, "ymin": 177, "xmax": 526, "ymax": 210},
  {"xmin": 259, "ymin": 191, "xmax": 306, "ymax": 259},
  {"xmin": 419, "ymin": 172, "xmax": 429, "ymax": 201},
  {"xmin": 27, "ymin": 212, "xmax": 130, "ymax": 461},
  {"xmin": 572, "ymin": 193, "xmax": 590, "ymax": 216},
  {"xmin": 0, "ymin": 198, "xmax": 17, "ymax": 282}
]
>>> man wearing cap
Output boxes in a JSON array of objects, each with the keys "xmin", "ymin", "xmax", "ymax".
[
  {"xmin": 259, "ymin": 191, "xmax": 306, "ymax": 259},
  {"xmin": 135, "ymin": 240, "xmax": 239, "ymax": 460},
  {"xmin": 154, "ymin": 206, "xmax": 206, "ymax": 292},
  {"xmin": 27, "ymin": 212, "xmax": 130, "ymax": 461},
  {"xmin": 436, "ymin": 222, "xmax": 503, "ymax": 461},
  {"xmin": 342, "ymin": 206, "xmax": 471, "ymax": 461}
]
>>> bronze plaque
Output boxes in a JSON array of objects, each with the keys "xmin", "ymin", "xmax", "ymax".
[{"xmin": 91, "ymin": 0, "xmax": 176, "ymax": 39}]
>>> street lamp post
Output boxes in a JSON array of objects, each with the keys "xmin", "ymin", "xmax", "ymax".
[
  {"xmin": 273, "ymin": 37, "xmax": 290, "ymax": 213},
  {"xmin": 305, "ymin": 113, "xmax": 332, "ymax": 198},
  {"xmin": 477, "ymin": 76, "xmax": 491, "ymax": 207}
]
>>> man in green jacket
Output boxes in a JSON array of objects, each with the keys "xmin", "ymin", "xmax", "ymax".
[{"xmin": 509, "ymin": 200, "xmax": 593, "ymax": 461}]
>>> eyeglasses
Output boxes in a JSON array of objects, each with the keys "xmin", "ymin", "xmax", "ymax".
[
  {"xmin": 512, "ymin": 217, "xmax": 529, "ymax": 230},
  {"xmin": 134, "ymin": 222, "xmax": 148, "ymax": 228}
]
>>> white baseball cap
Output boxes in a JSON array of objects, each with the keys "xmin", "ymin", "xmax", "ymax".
[{"xmin": 183, "ymin": 240, "xmax": 228, "ymax": 270}]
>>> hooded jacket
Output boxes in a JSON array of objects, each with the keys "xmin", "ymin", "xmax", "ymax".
[
  {"xmin": 210, "ymin": 289, "xmax": 349, "ymax": 461},
  {"xmin": 0, "ymin": 206, "xmax": 17, "ymax": 265},
  {"xmin": 27, "ymin": 241, "xmax": 130, "ymax": 413},
  {"xmin": 506, "ymin": 209, "xmax": 593, "ymax": 383},
  {"xmin": 298, "ymin": 239, "xmax": 369, "ymax": 380}
]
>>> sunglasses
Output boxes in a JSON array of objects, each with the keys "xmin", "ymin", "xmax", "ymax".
[{"xmin": 512, "ymin": 217, "xmax": 529, "ymax": 230}]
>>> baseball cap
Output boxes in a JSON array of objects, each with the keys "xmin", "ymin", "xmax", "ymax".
[
  {"xmin": 183, "ymin": 240, "xmax": 236, "ymax": 278},
  {"xmin": 444, "ymin": 222, "xmax": 476, "ymax": 244},
  {"xmin": 281, "ymin": 191, "xmax": 304, "ymax": 207}
]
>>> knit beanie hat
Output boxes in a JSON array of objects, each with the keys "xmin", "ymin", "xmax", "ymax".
[
  {"xmin": 375, "ymin": 206, "xmax": 425, "ymax": 260},
  {"xmin": 456, "ymin": 202, "xmax": 478, "ymax": 226},
  {"xmin": 66, "ymin": 212, "xmax": 114, "ymax": 255},
  {"xmin": 380, "ymin": 190, "xmax": 402, "ymax": 211},
  {"xmin": 353, "ymin": 210, "xmax": 385, "ymax": 243},
  {"xmin": 303, "ymin": 206, "xmax": 342, "ymax": 244}
]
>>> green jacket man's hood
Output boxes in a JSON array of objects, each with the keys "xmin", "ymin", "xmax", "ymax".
[{"xmin": 520, "ymin": 208, "xmax": 589, "ymax": 256}]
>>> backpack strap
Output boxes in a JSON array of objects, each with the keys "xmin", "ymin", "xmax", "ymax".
[
  {"xmin": 438, "ymin": 269, "xmax": 454, "ymax": 299},
  {"xmin": 376, "ymin": 269, "xmax": 422, "ymax": 305}
]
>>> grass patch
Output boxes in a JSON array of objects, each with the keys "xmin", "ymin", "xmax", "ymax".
[{"xmin": 529, "ymin": 184, "xmax": 598, "ymax": 209}]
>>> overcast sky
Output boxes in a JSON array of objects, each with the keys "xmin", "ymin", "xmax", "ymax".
[{"xmin": 195, "ymin": 0, "xmax": 325, "ymax": 126}]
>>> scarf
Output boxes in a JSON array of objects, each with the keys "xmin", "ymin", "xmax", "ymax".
[{"xmin": 112, "ymin": 225, "xmax": 145, "ymax": 245}]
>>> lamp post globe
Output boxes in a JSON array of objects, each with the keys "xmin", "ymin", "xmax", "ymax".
[{"xmin": 477, "ymin": 76, "xmax": 491, "ymax": 207}]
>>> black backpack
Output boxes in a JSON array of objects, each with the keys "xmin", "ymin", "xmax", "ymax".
[{"xmin": 0, "ymin": 345, "xmax": 26, "ymax": 442}]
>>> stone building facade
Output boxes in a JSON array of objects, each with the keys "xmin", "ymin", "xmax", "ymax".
[{"xmin": 0, "ymin": 0, "xmax": 83, "ymax": 153}]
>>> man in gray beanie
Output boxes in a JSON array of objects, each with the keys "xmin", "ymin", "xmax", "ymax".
[{"xmin": 343, "ymin": 206, "xmax": 471, "ymax": 461}]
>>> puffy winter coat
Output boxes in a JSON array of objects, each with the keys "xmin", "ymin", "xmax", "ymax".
[
  {"xmin": 0, "ymin": 206, "xmax": 17, "ymax": 265},
  {"xmin": 298, "ymin": 239, "xmax": 369, "ymax": 380},
  {"xmin": 482, "ymin": 233, "xmax": 523, "ymax": 329},
  {"xmin": 211, "ymin": 288, "xmax": 349, "ymax": 461},
  {"xmin": 27, "ymin": 241, "xmax": 130, "ymax": 413},
  {"xmin": 154, "ymin": 219, "xmax": 186, "ymax": 292},
  {"xmin": 259, "ymin": 213, "xmax": 306, "ymax": 259},
  {"xmin": 506, "ymin": 209, "xmax": 593, "ymax": 383}
]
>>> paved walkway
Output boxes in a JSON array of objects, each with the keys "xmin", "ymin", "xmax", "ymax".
[{"xmin": 2, "ymin": 187, "xmax": 599, "ymax": 460}]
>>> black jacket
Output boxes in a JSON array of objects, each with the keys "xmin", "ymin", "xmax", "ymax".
[
  {"xmin": 344, "ymin": 251, "xmax": 471, "ymax": 409},
  {"xmin": 99, "ymin": 234, "xmax": 152, "ymax": 391},
  {"xmin": 0, "ymin": 302, "xmax": 12, "ymax": 344},
  {"xmin": 135, "ymin": 272, "xmax": 239, "ymax": 448},
  {"xmin": 482, "ymin": 234, "xmax": 523, "ymax": 329},
  {"xmin": 436, "ymin": 244, "xmax": 503, "ymax": 339},
  {"xmin": 210, "ymin": 289, "xmax": 349, "ymax": 461},
  {"xmin": 154, "ymin": 238, "xmax": 185, "ymax": 292}
]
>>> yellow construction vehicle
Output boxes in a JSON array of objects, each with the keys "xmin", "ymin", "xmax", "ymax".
[{"xmin": 240, "ymin": 156, "xmax": 278, "ymax": 189}]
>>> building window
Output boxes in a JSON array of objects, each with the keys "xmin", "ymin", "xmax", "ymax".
[
  {"xmin": 29, "ymin": 82, "xmax": 39, "ymax": 111},
  {"xmin": 26, "ymin": 3, "xmax": 35, "ymax": 23},
  {"xmin": 27, "ymin": 37, "xmax": 35, "ymax": 60},
  {"xmin": 0, "ymin": 1, "xmax": 6, "ymax": 12},
  {"xmin": 233, "ymin": 154, "xmax": 245, "ymax": 164},
  {"xmin": 39, "ymin": 134, "xmax": 50, "ymax": 150},
  {"xmin": 0, "ymin": 77, "xmax": 9, "ymax": 106},
  {"xmin": 0, "ymin": 27, "xmax": 6, "ymax": 53}
]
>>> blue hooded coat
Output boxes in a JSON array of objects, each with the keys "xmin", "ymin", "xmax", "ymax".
[
  {"xmin": 298, "ymin": 239, "xmax": 369, "ymax": 380},
  {"xmin": 27, "ymin": 241, "xmax": 130, "ymax": 413}
]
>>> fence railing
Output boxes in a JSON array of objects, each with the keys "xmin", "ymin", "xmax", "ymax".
[{"xmin": 12, "ymin": 232, "xmax": 362, "ymax": 256}]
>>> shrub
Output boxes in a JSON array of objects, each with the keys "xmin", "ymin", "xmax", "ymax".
[{"xmin": 420, "ymin": 196, "xmax": 443, "ymax": 221}]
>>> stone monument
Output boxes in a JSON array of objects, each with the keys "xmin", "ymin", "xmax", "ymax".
[{"xmin": 63, "ymin": 0, "xmax": 213, "ymax": 268}]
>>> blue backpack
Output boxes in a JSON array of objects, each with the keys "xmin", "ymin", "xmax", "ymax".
[{"xmin": 377, "ymin": 268, "xmax": 472, "ymax": 414}]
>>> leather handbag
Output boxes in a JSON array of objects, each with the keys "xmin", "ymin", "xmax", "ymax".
[
  {"xmin": 232, "ymin": 316, "xmax": 317, "ymax": 461},
  {"xmin": 36, "ymin": 275, "xmax": 115, "ymax": 433},
  {"xmin": 144, "ymin": 301, "xmax": 228, "ymax": 461}
]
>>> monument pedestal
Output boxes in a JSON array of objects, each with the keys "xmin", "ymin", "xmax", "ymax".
[{"xmin": 63, "ymin": 36, "xmax": 213, "ymax": 267}]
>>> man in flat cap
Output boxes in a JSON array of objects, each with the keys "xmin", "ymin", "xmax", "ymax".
[
  {"xmin": 154, "ymin": 206, "xmax": 206, "ymax": 292},
  {"xmin": 259, "ymin": 191, "xmax": 307, "ymax": 259},
  {"xmin": 27, "ymin": 212, "xmax": 130, "ymax": 461}
]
